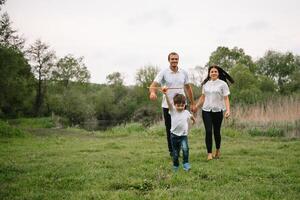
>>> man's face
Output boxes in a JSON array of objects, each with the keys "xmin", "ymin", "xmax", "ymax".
[{"xmin": 169, "ymin": 54, "xmax": 179, "ymax": 69}]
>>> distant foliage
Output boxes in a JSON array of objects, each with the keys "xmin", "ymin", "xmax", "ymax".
[{"xmin": 0, "ymin": 120, "xmax": 25, "ymax": 137}]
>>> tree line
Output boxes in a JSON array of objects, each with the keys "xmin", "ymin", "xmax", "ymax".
[{"xmin": 1, "ymin": 1, "xmax": 299, "ymax": 127}]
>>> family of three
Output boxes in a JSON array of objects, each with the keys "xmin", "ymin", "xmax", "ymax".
[{"xmin": 149, "ymin": 52, "xmax": 234, "ymax": 171}]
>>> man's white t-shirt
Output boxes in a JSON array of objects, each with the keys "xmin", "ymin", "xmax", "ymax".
[
  {"xmin": 202, "ymin": 79, "xmax": 230, "ymax": 112},
  {"xmin": 169, "ymin": 109, "xmax": 192, "ymax": 136},
  {"xmin": 154, "ymin": 68, "xmax": 191, "ymax": 108}
]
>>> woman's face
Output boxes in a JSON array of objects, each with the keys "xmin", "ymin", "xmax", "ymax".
[{"xmin": 209, "ymin": 67, "xmax": 219, "ymax": 80}]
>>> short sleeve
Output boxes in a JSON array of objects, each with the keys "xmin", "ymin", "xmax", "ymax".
[
  {"xmin": 221, "ymin": 82, "xmax": 230, "ymax": 96},
  {"xmin": 153, "ymin": 70, "xmax": 164, "ymax": 84},
  {"xmin": 183, "ymin": 70, "xmax": 191, "ymax": 85}
]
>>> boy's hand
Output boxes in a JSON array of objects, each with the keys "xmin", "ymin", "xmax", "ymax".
[{"xmin": 161, "ymin": 86, "xmax": 168, "ymax": 94}]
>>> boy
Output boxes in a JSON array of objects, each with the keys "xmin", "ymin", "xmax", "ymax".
[{"xmin": 161, "ymin": 86, "xmax": 196, "ymax": 171}]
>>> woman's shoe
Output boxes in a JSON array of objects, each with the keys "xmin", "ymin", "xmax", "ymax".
[
  {"xmin": 207, "ymin": 153, "xmax": 213, "ymax": 161},
  {"xmin": 213, "ymin": 150, "xmax": 220, "ymax": 159}
]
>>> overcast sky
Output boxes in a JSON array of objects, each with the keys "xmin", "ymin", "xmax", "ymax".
[{"xmin": 3, "ymin": 0, "xmax": 300, "ymax": 85}]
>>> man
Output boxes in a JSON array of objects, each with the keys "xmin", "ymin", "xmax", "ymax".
[{"xmin": 149, "ymin": 52, "xmax": 195, "ymax": 157}]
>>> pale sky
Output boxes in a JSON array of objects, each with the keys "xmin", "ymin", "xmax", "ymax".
[{"xmin": 3, "ymin": 0, "xmax": 300, "ymax": 85}]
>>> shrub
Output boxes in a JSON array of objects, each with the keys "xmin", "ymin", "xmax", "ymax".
[
  {"xmin": 0, "ymin": 120, "xmax": 25, "ymax": 138},
  {"xmin": 248, "ymin": 127, "xmax": 284, "ymax": 137}
]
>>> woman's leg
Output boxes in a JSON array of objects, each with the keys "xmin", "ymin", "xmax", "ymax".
[
  {"xmin": 202, "ymin": 110, "xmax": 213, "ymax": 156},
  {"xmin": 212, "ymin": 111, "xmax": 223, "ymax": 155}
]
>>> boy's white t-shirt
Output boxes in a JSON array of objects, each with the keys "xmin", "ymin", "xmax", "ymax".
[
  {"xmin": 202, "ymin": 79, "xmax": 230, "ymax": 112},
  {"xmin": 169, "ymin": 109, "xmax": 192, "ymax": 136}
]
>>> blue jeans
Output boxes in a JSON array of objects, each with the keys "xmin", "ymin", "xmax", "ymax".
[{"xmin": 171, "ymin": 133, "xmax": 189, "ymax": 167}]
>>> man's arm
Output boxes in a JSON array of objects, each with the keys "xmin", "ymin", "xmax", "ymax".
[
  {"xmin": 184, "ymin": 84, "xmax": 195, "ymax": 111},
  {"xmin": 149, "ymin": 81, "xmax": 159, "ymax": 100}
]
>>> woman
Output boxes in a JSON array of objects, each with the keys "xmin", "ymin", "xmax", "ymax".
[{"xmin": 195, "ymin": 65, "xmax": 234, "ymax": 160}]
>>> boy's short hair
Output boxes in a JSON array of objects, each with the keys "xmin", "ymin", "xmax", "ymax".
[{"xmin": 173, "ymin": 93, "xmax": 186, "ymax": 105}]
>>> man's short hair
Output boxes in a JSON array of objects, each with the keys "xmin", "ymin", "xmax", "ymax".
[
  {"xmin": 173, "ymin": 93, "xmax": 186, "ymax": 105},
  {"xmin": 168, "ymin": 52, "xmax": 179, "ymax": 61}
]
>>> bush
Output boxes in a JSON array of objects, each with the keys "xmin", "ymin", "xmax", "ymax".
[
  {"xmin": 8, "ymin": 117, "xmax": 54, "ymax": 128},
  {"xmin": 132, "ymin": 105, "xmax": 160, "ymax": 127},
  {"xmin": 248, "ymin": 127, "xmax": 284, "ymax": 137},
  {"xmin": 0, "ymin": 120, "xmax": 25, "ymax": 138}
]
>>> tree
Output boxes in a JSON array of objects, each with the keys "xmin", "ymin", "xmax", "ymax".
[
  {"xmin": 52, "ymin": 54, "xmax": 90, "ymax": 88},
  {"xmin": 229, "ymin": 64, "xmax": 262, "ymax": 104},
  {"xmin": 0, "ymin": 0, "xmax": 6, "ymax": 10},
  {"xmin": 189, "ymin": 65, "xmax": 207, "ymax": 86},
  {"xmin": 207, "ymin": 46, "xmax": 255, "ymax": 72},
  {"xmin": 0, "ymin": 12, "xmax": 25, "ymax": 50},
  {"xmin": 135, "ymin": 65, "xmax": 159, "ymax": 88},
  {"xmin": 256, "ymin": 50, "xmax": 299, "ymax": 94},
  {"xmin": 106, "ymin": 72, "xmax": 124, "ymax": 86},
  {"xmin": 0, "ymin": 46, "xmax": 35, "ymax": 117},
  {"xmin": 27, "ymin": 39, "xmax": 56, "ymax": 116}
]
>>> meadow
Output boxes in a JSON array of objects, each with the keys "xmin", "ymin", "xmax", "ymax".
[{"xmin": 1, "ymin": 120, "xmax": 300, "ymax": 200}]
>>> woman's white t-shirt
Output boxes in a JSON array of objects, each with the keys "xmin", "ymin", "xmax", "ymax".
[
  {"xmin": 202, "ymin": 79, "xmax": 230, "ymax": 112},
  {"xmin": 169, "ymin": 109, "xmax": 192, "ymax": 136}
]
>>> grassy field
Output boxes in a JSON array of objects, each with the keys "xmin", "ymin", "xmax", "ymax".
[{"xmin": 1, "ymin": 123, "xmax": 300, "ymax": 200}]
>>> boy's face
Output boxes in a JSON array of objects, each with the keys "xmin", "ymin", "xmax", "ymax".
[{"xmin": 175, "ymin": 103, "xmax": 185, "ymax": 112}]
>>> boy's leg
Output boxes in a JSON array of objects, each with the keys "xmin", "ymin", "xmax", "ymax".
[
  {"xmin": 181, "ymin": 136, "xmax": 189, "ymax": 164},
  {"xmin": 171, "ymin": 133, "xmax": 180, "ymax": 167},
  {"xmin": 163, "ymin": 108, "xmax": 172, "ymax": 156}
]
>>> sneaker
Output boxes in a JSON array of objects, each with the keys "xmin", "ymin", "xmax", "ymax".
[
  {"xmin": 173, "ymin": 166, "xmax": 179, "ymax": 172},
  {"xmin": 183, "ymin": 163, "xmax": 191, "ymax": 171}
]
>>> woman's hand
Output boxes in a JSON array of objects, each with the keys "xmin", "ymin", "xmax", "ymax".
[{"xmin": 224, "ymin": 110, "xmax": 230, "ymax": 118}]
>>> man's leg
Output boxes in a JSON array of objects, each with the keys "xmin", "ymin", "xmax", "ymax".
[{"xmin": 163, "ymin": 108, "xmax": 172, "ymax": 156}]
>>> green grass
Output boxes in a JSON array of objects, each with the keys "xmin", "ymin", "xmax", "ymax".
[
  {"xmin": 8, "ymin": 117, "xmax": 55, "ymax": 129},
  {"xmin": 0, "ymin": 125, "xmax": 299, "ymax": 199}
]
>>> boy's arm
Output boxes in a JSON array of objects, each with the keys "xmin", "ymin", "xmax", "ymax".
[{"xmin": 162, "ymin": 87, "xmax": 173, "ymax": 111}]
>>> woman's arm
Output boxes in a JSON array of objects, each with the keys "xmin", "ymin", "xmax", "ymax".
[
  {"xmin": 195, "ymin": 94, "xmax": 205, "ymax": 110},
  {"xmin": 224, "ymin": 96, "xmax": 230, "ymax": 118}
]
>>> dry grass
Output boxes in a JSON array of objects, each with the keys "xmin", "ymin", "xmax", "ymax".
[{"xmin": 233, "ymin": 96, "xmax": 300, "ymax": 123}]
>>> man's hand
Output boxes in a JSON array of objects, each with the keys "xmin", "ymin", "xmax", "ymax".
[
  {"xmin": 149, "ymin": 92, "xmax": 157, "ymax": 100},
  {"xmin": 190, "ymin": 103, "xmax": 197, "ymax": 113}
]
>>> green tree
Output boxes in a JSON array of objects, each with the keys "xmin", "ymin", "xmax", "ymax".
[
  {"xmin": 230, "ymin": 64, "xmax": 262, "ymax": 104},
  {"xmin": 0, "ymin": 46, "xmax": 35, "ymax": 117},
  {"xmin": 135, "ymin": 65, "xmax": 159, "ymax": 88},
  {"xmin": 106, "ymin": 72, "xmax": 123, "ymax": 86},
  {"xmin": 27, "ymin": 39, "xmax": 56, "ymax": 116},
  {"xmin": 0, "ymin": 12, "xmax": 25, "ymax": 50},
  {"xmin": 52, "ymin": 54, "xmax": 90, "ymax": 88},
  {"xmin": 207, "ymin": 46, "xmax": 255, "ymax": 72},
  {"xmin": 256, "ymin": 51, "xmax": 299, "ymax": 94}
]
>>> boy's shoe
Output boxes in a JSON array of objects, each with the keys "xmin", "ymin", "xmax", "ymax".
[
  {"xmin": 183, "ymin": 163, "xmax": 191, "ymax": 171},
  {"xmin": 173, "ymin": 166, "xmax": 179, "ymax": 172}
]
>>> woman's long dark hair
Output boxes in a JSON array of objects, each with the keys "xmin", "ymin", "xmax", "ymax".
[{"xmin": 201, "ymin": 65, "xmax": 234, "ymax": 86}]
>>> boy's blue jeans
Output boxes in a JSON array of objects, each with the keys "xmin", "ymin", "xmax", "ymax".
[{"xmin": 171, "ymin": 133, "xmax": 189, "ymax": 167}]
